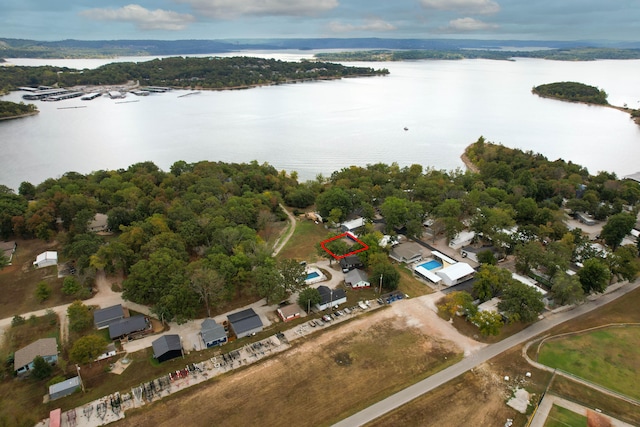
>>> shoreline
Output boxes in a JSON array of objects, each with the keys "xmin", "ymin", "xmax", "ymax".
[
  {"xmin": 460, "ymin": 147, "xmax": 480, "ymax": 174},
  {"xmin": 0, "ymin": 111, "xmax": 39, "ymax": 121}
]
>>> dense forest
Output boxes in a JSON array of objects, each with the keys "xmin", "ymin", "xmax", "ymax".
[
  {"xmin": 315, "ymin": 47, "xmax": 640, "ymax": 62},
  {"xmin": 0, "ymin": 56, "xmax": 388, "ymax": 91},
  {"xmin": 0, "ymin": 100, "xmax": 37, "ymax": 119},
  {"xmin": 532, "ymin": 81, "xmax": 609, "ymax": 105},
  {"xmin": 2, "ymin": 138, "xmax": 639, "ymax": 324}
]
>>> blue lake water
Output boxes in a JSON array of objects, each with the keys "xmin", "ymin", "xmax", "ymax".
[{"xmin": 1, "ymin": 52, "xmax": 640, "ymax": 190}]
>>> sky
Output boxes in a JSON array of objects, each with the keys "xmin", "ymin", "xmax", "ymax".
[{"xmin": 1, "ymin": 0, "xmax": 639, "ymax": 42}]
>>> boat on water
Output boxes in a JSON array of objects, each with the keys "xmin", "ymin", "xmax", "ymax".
[
  {"xmin": 81, "ymin": 93, "xmax": 102, "ymax": 100},
  {"xmin": 404, "ymin": 127, "xmax": 409, "ymax": 131}
]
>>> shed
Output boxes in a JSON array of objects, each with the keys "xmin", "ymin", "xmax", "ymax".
[
  {"xmin": 14, "ymin": 337, "xmax": 58, "ymax": 374},
  {"xmin": 512, "ymin": 273, "xmax": 548, "ymax": 295},
  {"xmin": 414, "ymin": 265, "xmax": 442, "ymax": 284},
  {"xmin": 93, "ymin": 304, "xmax": 125, "ymax": 329},
  {"xmin": 339, "ymin": 255, "xmax": 364, "ymax": 272},
  {"xmin": 436, "ymin": 262, "xmax": 475, "ymax": 287},
  {"xmin": 108, "ymin": 315, "xmax": 148, "ymax": 340},
  {"xmin": 0, "ymin": 241, "xmax": 17, "ymax": 264},
  {"xmin": 49, "ymin": 376, "xmax": 81, "ymax": 400},
  {"xmin": 200, "ymin": 319, "xmax": 228, "ymax": 348},
  {"xmin": 389, "ymin": 242, "xmax": 423, "ymax": 264},
  {"xmin": 228, "ymin": 308, "xmax": 263, "ymax": 339},
  {"xmin": 448, "ymin": 231, "xmax": 476, "ymax": 249},
  {"xmin": 315, "ymin": 285, "xmax": 347, "ymax": 311},
  {"xmin": 477, "ymin": 297, "xmax": 501, "ymax": 313},
  {"xmin": 33, "ymin": 251, "xmax": 58, "ymax": 268},
  {"xmin": 340, "ymin": 217, "xmax": 365, "ymax": 232},
  {"xmin": 460, "ymin": 245, "xmax": 502, "ymax": 263},
  {"xmin": 344, "ymin": 269, "xmax": 370, "ymax": 288},
  {"xmin": 277, "ymin": 304, "xmax": 302, "ymax": 322},
  {"xmin": 152, "ymin": 335, "xmax": 183, "ymax": 363},
  {"xmin": 95, "ymin": 343, "xmax": 117, "ymax": 361}
]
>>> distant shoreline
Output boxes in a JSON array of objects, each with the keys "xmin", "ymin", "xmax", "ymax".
[{"xmin": 0, "ymin": 111, "xmax": 39, "ymax": 121}]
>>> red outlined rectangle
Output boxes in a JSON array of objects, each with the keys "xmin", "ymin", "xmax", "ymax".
[{"xmin": 320, "ymin": 232, "xmax": 369, "ymax": 260}]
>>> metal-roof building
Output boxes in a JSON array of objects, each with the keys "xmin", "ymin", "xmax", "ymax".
[
  {"xmin": 94, "ymin": 304, "xmax": 125, "ymax": 329},
  {"xmin": 152, "ymin": 335, "xmax": 183, "ymax": 363},
  {"xmin": 228, "ymin": 308, "xmax": 263, "ymax": 339}
]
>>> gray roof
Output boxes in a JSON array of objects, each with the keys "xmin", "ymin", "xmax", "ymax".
[
  {"xmin": 14, "ymin": 338, "xmax": 57, "ymax": 370},
  {"xmin": 317, "ymin": 285, "xmax": 347, "ymax": 305},
  {"xmin": 49, "ymin": 376, "xmax": 81, "ymax": 395},
  {"xmin": 344, "ymin": 269, "xmax": 369, "ymax": 285},
  {"xmin": 94, "ymin": 304, "xmax": 124, "ymax": 326},
  {"xmin": 340, "ymin": 255, "xmax": 363, "ymax": 267},
  {"xmin": 152, "ymin": 334, "xmax": 182, "ymax": 357},
  {"xmin": 108, "ymin": 315, "xmax": 147, "ymax": 339},
  {"xmin": 201, "ymin": 319, "xmax": 227, "ymax": 344},
  {"xmin": 390, "ymin": 242, "xmax": 422, "ymax": 261},
  {"xmin": 228, "ymin": 308, "xmax": 263, "ymax": 336}
]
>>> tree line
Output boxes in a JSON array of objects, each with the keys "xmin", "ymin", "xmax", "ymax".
[
  {"xmin": 532, "ymin": 81, "xmax": 609, "ymax": 105},
  {"xmin": 0, "ymin": 100, "xmax": 37, "ymax": 119}
]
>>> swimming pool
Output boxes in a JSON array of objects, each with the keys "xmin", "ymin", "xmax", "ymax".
[
  {"xmin": 417, "ymin": 260, "xmax": 442, "ymax": 270},
  {"xmin": 306, "ymin": 271, "xmax": 320, "ymax": 280}
]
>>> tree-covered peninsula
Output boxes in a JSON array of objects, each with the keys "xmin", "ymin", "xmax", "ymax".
[
  {"xmin": 532, "ymin": 82, "xmax": 608, "ymax": 105},
  {"xmin": 0, "ymin": 56, "xmax": 388, "ymax": 91},
  {"xmin": 0, "ymin": 100, "xmax": 37, "ymax": 120}
]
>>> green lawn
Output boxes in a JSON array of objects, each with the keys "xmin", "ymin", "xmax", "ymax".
[
  {"xmin": 544, "ymin": 405, "xmax": 586, "ymax": 427},
  {"xmin": 538, "ymin": 326, "xmax": 640, "ymax": 400},
  {"xmin": 276, "ymin": 219, "xmax": 330, "ymax": 262}
]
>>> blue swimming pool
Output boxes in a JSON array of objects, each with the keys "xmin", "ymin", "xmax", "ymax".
[
  {"xmin": 306, "ymin": 272, "xmax": 320, "ymax": 280},
  {"xmin": 417, "ymin": 260, "xmax": 442, "ymax": 270}
]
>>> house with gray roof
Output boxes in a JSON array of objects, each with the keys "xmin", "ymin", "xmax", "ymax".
[
  {"xmin": 200, "ymin": 319, "xmax": 228, "ymax": 348},
  {"xmin": 0, "ymin": 241, "xmax": 17, "ymax": 265},
  {"xmin": 228, "ymin": 308, "xmax": 263, "ymax": 339},
  {"xmin": 49, "ymin": 376, "xmax": 81, "ymax": 400},
  {"xmin": 315, "ymin": 285, "xmax": 347, "ymax": 311},
  {"xmin": 389, "ymin": 242, "xmax": 423, "ymax": 264},
  {"xmin": 344, "ymin": 269, "xmax": 370, "ymax": 288},
  {"xmin": 93, "ymin": 304, "xmax": 125, "ymax": 329},
  {"xmin": 108, "ymin": 315, "xmax": 148, "ymax": 340},
  {"xmin": 14, "ymin": 338, "xmax": 58, "ymax": 375}
]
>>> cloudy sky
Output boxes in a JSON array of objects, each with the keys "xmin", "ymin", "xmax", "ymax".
[{"xmin": 1, "ymin": 0, "xmax": 639, "ymax": 41}]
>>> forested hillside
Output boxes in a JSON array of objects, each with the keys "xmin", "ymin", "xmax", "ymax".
[{"xmin": 0, "ymin": 56, "xmax": 388, "ymax": 91}]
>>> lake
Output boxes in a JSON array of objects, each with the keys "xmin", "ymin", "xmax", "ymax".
[{"xmin": 1, "ymin": 52, "xmax": 640, "ymax": 190}]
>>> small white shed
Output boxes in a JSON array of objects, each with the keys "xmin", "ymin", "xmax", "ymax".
[{"xmin": 33, "ymin": 251, "xmax": 58, "ymax": 268}]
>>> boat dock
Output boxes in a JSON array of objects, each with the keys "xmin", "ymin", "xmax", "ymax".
[
  {"xmin": 43, "ymin": 91, "xmax": 85, "ymax": 101},
  {"xmin": 140, "ymin": 86, "xmax": 172, "ymax": 93},
  {"xmin": 23, "ymin": 88, "xmax": 70, "ymax": 100},
  {"xmin": 81, "ymin": 93, "xmax": 102, "ymax": 100}
]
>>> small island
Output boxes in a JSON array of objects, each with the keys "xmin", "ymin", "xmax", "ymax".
[
  {"xmin": 533, "ymin": 81, "xmax": 640, "ymax": 126},
  {"xmin": 0, "ymin": 100, "xmax": 38, "ymax": 120}
]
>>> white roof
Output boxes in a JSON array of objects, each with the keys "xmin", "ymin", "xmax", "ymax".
[
  {"xmin": 436, "ymin": 262, "xmax": 475, "ymax": 282},
  {"xmin": 512, "ymin": 273, "xmax": 547, "ymax": 295},
  {"xmin": 478, "ymin": 297, "xmax": 501, "ymax": 313},
  {"xmin": 430, "ymin": 250, "xmax": 457, "ymax": 265},
  {"xmin": 341, "ymin": 217, "xmax": 365, "ymax": 230},
  {"xmin": 414, "ymin": 266, "xmax": 442, "ymax": 283},
  {"xmin": 450, "ymin": 230, "xmax": 475, "ymax": 245},
  {"xmin": 35, "ymin": 251, "xmax": 57, "ymax": 263}
]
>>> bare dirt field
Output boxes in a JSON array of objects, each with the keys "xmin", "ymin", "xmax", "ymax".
[{"xmin": 116, "ymin": 295, "xmax": 486, "ymax": 427}]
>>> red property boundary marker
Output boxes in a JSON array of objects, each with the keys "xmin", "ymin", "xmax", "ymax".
[{"xmin": 320, "ymin": 232, "xmax": 369, "ymax": 260}]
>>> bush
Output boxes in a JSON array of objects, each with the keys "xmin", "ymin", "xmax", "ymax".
[
  {"xmin": 11, "ymin": 315, "xmax": 25, "ymax": 327},
  {"xmin": 62, "ymin": 276, "xmax": 81, "ymax": 296},
  {"xmin": 31, "ymin": 355, "xmax": 52, "ymax": 380},
  {"xmin": 35, "ymin": 281, "xmax": 51, "ymax": 302}
]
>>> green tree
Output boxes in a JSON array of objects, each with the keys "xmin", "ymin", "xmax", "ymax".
[
  {"xmin": 550, "ymin": 272, "xmax": 585, "ymax": 305},
  {"xmin": 473, "ymin": 264, "xmax": 513, "ymax": 302},
  {"xmin": 69, "ymin": 335, "xmax": 108, "ymax": 365},
  {"xmin": 514, "ymin": 241, "xmax": 545, "ymax": 274},
  {"xmin": 577, "ymin": 258, "xmax": 610, "ymax": 294},
  {"xmin": 253, "ymin": 260, "xmax": 286, "ymax": 305},
  {"xmin": 439, "ymin": 291, "xmax": 476, "ymax": 318},
  {"xmin": 67, "ymin": 300, "xmax": 93, "ymax": 333},
  {"xmin": 278, "ymin": 258, "xmax": 307, "ymax": 294},
  {"xmin": 476, "ymin": 249, "xmax": 497, "ymax": 265},
  {"xmin": 0, "ymin": 253, "xmax": 8, "ymax": 270},
  {"xmin": 498, "ymin": 282, "xmax": 545, "ymax": 323},
  {"xmin": 187, "ymin": 261, "xmax": 226, "ymax": 317},
  {"xmin": 369, "ymin": 254, "xmax": 400, "ymax": 291},
  {"xmin": 600, "ymin": 212, "xmax": 636, "ymax": 250},
  {"xmin": 35, "ymin": 281, "xmax": 51, "ymax": 303},
  {"xmin": 62, "ymin": 276, "xmax": 81, "ymax": 296},
  {"xmin": 31, "ymin": 355, "xmax": 53, "ymax": 380},
  {"xmin": 315, "ymin": 187, "xmax": 352, "ymax": 220},
  {"xmin": 469, "ymin": 310, "xmax": 503, "ymax": 336},
  {"xmin": 298, "ymin": 287, "xmax": 322, "ymax": 313},
  {"xmin": 609, "ymin": 245, "xmax": 640, "ymax": 282}
]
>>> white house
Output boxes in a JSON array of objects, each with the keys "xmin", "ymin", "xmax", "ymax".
[
  {"xmin": 344, "ymin": 269, "xmax": 370, "ymax": 288},
  {"xmin": 340, "ymin": 217, "xmax": 365, "ymax": 233},
  {"xmin": 436, "ymin": 262, "xmax": 475, "ymax": 287},
  {"xmin": 33, "ymin": 251, "xmax": 58, "ymax": 268},
  {"xmin": 315, "ymin": 286, "xmax": 347, "ymax": 311},
  {"xmin": 448, "ymin": 231, "xmax": 476, "ymax": 250}
]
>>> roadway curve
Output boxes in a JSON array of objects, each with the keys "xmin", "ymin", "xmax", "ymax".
[{"xmin": 333, "ymin": 280, "xmax": 640, "ymax": 427}]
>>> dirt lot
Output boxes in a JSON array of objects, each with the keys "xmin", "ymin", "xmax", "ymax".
[{"xmin": 116, "ymin": 295, "xmax": 493, "ymax": 427}]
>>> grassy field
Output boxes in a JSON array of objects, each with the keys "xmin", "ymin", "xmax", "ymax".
[
  {"xmin": 544, "ymin": 405, "xmax": 586, "ymax": 427},
  {"xmin": 276, "ymin": 218, "xmax": 329, "ymax": 262},
  {"xmin": 538, "ymin": 326, "xmax": 640, "ymax": 400}
]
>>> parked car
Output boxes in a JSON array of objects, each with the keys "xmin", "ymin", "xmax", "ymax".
[
  {"xmin": 322, "ymin": 314, "xmax": 332, "ymax": 322},
  {"xmin": 308, "ymin": 320, "xmax": 316, "ymax": 327},
  {"xmin": 343, "ymin": 307, "xmax": 351, "ymax": 315},
  {"xmin": 358, "ymin": 301, "xmax": 368, "ymax": 310},
  {"xmin": 337, "ymin": 310, "xmax": 345, "ymax": 316}
]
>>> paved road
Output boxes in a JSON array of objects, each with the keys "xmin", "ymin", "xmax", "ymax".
[{"xmin": 333, "ymin": 280, "xmax": 640, "ymax": 427}]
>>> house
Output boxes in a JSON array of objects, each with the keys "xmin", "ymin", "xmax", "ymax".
[
  {"xmin": 460, "ymin": 245, "xmax": 502, "ymax": 263},
  {"xmin": 477, "ymin": 297, "xmax": 501, "ymax": 313},
  {"xmin": 340, "ymin": 217, "xmax": 365, "ymax": 233},
  {"xmin": 512, "ymin": 273, "xmax": 548, "ymax": 295},
  {"xmin": 152, "ymin": 335, "xmax": 183, "ymax": 363},
  {"xmin": 88, "ymin": 213, "xmax": 109, "ymax": 232},
  {"xmin": 315, "ymin": 285, "xmax": 347, "ymax": 311},
  {"xmin": 228, "ymin": 308, "xmax": 263, "ymax": 339},
  {"xmin": 340, "ymin": 255, "xmax": 364, "ymax": 272},
  {"xmin": 93, "ymin": 304, "xmax": 125, "ymax": 329},
  {"xmin": 436, "ymin": 262, "xmax": 476, "ymax": 287},
  {"xmin": 14, "ymin": 338, "xmax": 58, "ymax": 374},
  {"xmin": 448, "ymin": 230, "xmax": 476, "ymax": 250},
  {"xmin": 277, "ymin": 304, "xmax": 302, "ymax": 322},
  {"xmin": 576, "ymin": 212, "xmax": 597, "ymax": 226},
  {"xmin": 108, "ymin": 315, "xmax": 148, "ymax": 340},
  {"xmin": 389, "ymin": 242, "xmax": 423, "ymax": 264},
  {"xmin": 0, "ymin": 241, "xmax": 17, "ymax": 264},
  {"xmin": 200, "ymin": 319, "xmax": 228, "ymax": 348},
  {"xmin": 344, "ymin": 269, "xmax": 370, "ymax": 288},
  {"xmin": 95, "ymin": 343, "xmax": 117, "ymax": 361},
  {"xmin": 49, "ymin": 376, "xmax": 81, "ymax": 400},
  {"xmin": 33, "ymin": 251, "xmax": 58, "ymax": 268}
]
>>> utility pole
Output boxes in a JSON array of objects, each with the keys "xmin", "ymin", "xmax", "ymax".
[
  {"xmin": 76, "ymin": 364, "xmax": 85, "ymax": 393},
  {"xmin": 379, "ymin": 274, "xmax": 383, "ymax": 295}
]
